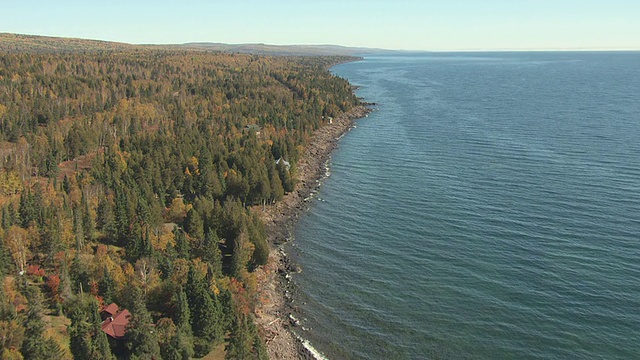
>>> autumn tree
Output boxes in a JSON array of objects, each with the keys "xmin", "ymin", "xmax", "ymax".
[
  {"xmin": 0, "ymin": 282, "xmax": 24, "ymax": 358},
  {"xmin": 3, "ymin": 225, "xmax": 29, "ymax": 274}
]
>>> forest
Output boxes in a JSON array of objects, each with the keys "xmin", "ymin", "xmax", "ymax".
[{"xmin": 0, "ymin": 46, "xmax": 361, "ymax": 359}]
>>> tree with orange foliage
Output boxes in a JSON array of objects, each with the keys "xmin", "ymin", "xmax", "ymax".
[{"xmin": 46, "ymin": 274, "xmax": 61, "ymax": 305}]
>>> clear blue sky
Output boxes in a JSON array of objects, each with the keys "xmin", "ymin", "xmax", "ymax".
[{"xmin": 1, "ymin": 0, "xmax": 638, "ymax": 50}]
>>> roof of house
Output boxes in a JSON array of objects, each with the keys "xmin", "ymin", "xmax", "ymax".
[
  {"xmin": 101, "ymin": 303, "xmax": 119, "ymax": 317},
  {"xmin": 100, "ymin": 304, "xmax": 131, "ymax": 339}
]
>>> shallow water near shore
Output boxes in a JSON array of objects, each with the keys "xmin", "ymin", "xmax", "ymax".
[{"xmin": 288, "ymin": 52, "xmax": 640, "ymax": 359}]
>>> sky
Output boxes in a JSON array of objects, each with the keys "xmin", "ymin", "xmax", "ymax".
[{"xmin": 1, "ymin": 0, "xmax": 639, "ymax": 51}]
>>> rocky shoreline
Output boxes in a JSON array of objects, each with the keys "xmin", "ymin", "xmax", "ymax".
[{"xmin": 253, "ymin": 105, "xmax": 373, "ymax": 359}]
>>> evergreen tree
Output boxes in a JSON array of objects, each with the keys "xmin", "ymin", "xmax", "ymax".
[
  {"xmin": 62, "ymin": 175, "xmax": 72, "ymax": 194},
  {"xmin": 73, "ymin": 207, "xmax": 85, "ymax": 250},
  {"xmin": 0, "ymin": 241, "xmax": 9, "ymax": 276},
  {"xmin": 203, "ymin": 230, "xmax": 223, "ymax": 279},
  {"xmin": 247, "ymin": 213, "xmax": 268, "ymax": 268},
  {"xmin": 157, "ymin": 318, "xmax": 193, "ymax": 360},
  {"xmin": 67, "ymin": 294, "xmax": 114, "ymax": 360},
  {"xmin": 172, "ymin": 329, "xmax": 195, "ymax": 360},
  {"xmin": 41, "ymin": 209, "xmax": 66, "ymax": 266},
  {"xmin": 114, "ymin": 186, "xmax": 132, "ymax": 246},
  {"xmin": 185, "ymin": 267, "xmax": 223, "ymax": 356},
  {"xmin": 277, "ymin": 160, "xmax": 294, "ymax": 193},
  {"xmin": 225, "ymin": 315, "xmax": 252, "ymax": 360},
  {"xmin": 125, "ymin": 222, "xmax": 144, "ymax": 261},
  {"xmin": 138, "ymin": 227, "xmax": 154, "ymax": 259},
  {"xmin": 174, "ymin": 227, "xmax": 190, "ymax": 260},
  {"xmin": 231, "ymin": 231, "xmax": 253, "ymax": 278},
  {"xmin": 0, "ymin": 283, "xmax": 24, "ymax": 357},
  {"xmin": 165, "ymin": 288, "xmax": 195, "ymax": 360},
  {"xmin": 126, "ymin": 288, "xmax": 161, "ymax": 360},
  {"xmin": 20, "ymin": 287, "xmax": 49, "ymax": 360},
  {"xmin": 70, "ymin": 254, "xmax": 91, "ymax": 294},
  {"xmin": 82, "ymin": 191, "xmax": 96, "ymax": 242},
  {"xmin": 98, "ymin": 266, "xmax": 116, "ymax": 304},
  {"xmin": 2, "ymin": 204, "xmax": 13, "ymax": 230},
  {"xmin": 198, "ymin": 162, "xmax": 223, "ymax": 200},
  {"xmin": 172, "ymin": 287, "xmax": 191, "ymax": 333},
  {"xmin": 266, "ymin": 159, "xmax": 284, "ymax": 202},
  {"xmin": 226, "ymin": 314, "xmax": 268, "ymax": 360},
  {"xmin": 96, "ymin": 197, "xmax": 115, "ymax": 238},
  {"xmin": 185, "ymin": 208, "xmax": 204, "ymax": 242},
  {"xmin": 19, "ymin": 189, "xmax": 36, "ymax": 228}
]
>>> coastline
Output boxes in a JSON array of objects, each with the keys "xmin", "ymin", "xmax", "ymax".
[{"xmin": 254, "ymin": 104, "xmax": 372, "ymax": 359}]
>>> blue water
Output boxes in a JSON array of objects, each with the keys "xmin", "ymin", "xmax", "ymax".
[{"xmin": 288, "ymin": 52, "xmax": 640, "ymax": 359}]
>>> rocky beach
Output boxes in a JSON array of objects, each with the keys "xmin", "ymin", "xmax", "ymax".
[{"xmin": 253, "ymin": 105, "xmax": 372, "ymax": 359}]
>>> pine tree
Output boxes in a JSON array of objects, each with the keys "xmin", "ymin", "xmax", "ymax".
[
  {"xmin": 126, "ymin": 288, "xmax": 161, "ymax": 360},
  {"xmin": 73, "ymin": 207, "xmax": 85, "ymax": 251},
  {"xmin": 225, "ymin": 315, "xmax": 252, "ymax": 360},
  {"xmin": 185, "ymin": 208, "xmax": 204, "ymax": 242},
  {"xmin": 0, "ymin": 241, "xmax": 9, "ymax": 276},
  {"xmin": 82, "ymin": 191, "xmax": 96, "ymax": 242},
  {"xmin": 204, "ymin": 230, "xmax": 223, "ymax": 279},
  {"xmin": 225, "ymin": 314, "xmax": 268, "ymax": 360},
  {"xmin": 70, "ymin": 254, "xmax": 91, "ymax": 294},
  {"xmin": 0, "ymin": 283, "xmax": 25, "ymax": 356},
  {"xmin": 19, "ymin": 189, "xmax": 36, "ymax": 228},
  {"xmin": 62, "ymin": 175, "xmax": 72, "ymax": 194},
  {"xmin": 197, "ymin": 161, "xmax": 223, "ymax": 200},
  {"xmin": 125, "ymin": 222, "xmax": 144, "ymax": 261},
  {"xmin": 267, "ymin": 159, "xmax": 284, "ymax": 202},
  {"xmin": 231, "ymin": 231, "xmax": 253, "ymax": 278},
  {"xmin": 174, "ymin": 227, "xmax": 190, "ymax": 260},
  {"xmin": 247, "ymin": 213, "xmax": 268, "ymax": 268},
  {"xmin": 277, "ymin": 160, "xmax": 294, "ymax": 193},
  {"xmin": 20, "ymin": 287, "xmax": 49, "ymax": 360},
  {"xmin": 67, "ymin": 294, "xmax": 114, "ymax": 360},
  {"xmin": 98, "ymin": 266, "xmax": 116, "ymax": 304},
  {"xmin": 2, "ymin": 204, "xmax": 13, "ymax": 230},
  {"xmin": 96, "ymin": 197, "xmax": 115, "ymax": 238},
  {"xmin": 173, "ymin": 329, "xmax": 195, "ymax": 360},
  {"xmin": 173, "ymin": 287, "xmax": 191, "ymax": 333},
  {"xmin": 185, "ymin": 267, "xmax": 223, "ymax": 356}
]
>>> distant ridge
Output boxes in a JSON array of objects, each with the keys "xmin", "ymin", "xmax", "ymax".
[
  {"xmin": 180, "ymin": 42, "xmax": 387, "ymax": 56},
  {"xmin": 0, "ymin": 32, "xmax": 388, "ymax": 56},
  {"xmin": 0, "ymin": 33, "xmax": 142, "ymax": 53}
]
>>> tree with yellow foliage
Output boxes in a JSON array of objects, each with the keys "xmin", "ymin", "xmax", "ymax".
[{"xmin": 3, "ymin": 226, "xmax": 29, "ymax": 274}]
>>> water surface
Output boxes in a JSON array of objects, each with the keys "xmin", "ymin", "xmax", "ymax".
[{"xmin": 289, "ymin": 52, "xmax": 640, "ymax": 359}]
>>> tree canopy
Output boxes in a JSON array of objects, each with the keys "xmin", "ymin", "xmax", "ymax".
[{"xmin": 0, "ymin": 46, "xmax": 361, "ymax": 359}]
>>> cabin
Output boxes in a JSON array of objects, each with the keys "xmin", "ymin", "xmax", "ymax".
[{"xmin": 100, "ymin": 303, "xmax": 131, "ymax": 339}]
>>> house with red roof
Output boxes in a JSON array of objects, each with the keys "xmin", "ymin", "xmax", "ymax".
[{"xmin": 100, "ymin": 303, "xmax": 131, "ymax": 339}]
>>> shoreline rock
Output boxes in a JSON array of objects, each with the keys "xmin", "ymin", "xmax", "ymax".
[{"xmin": 254, "ymin": 105, "xmax": 372, "ymax": 360}]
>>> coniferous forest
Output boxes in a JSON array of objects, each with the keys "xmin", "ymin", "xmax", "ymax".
[{"xmin": 0, "ymin": 44, "xmax": 360, "ymax": 359}]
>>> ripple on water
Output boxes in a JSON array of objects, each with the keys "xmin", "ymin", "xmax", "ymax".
[{"xmin": 292, "ymin": 52, "xmax": 640, "ymax": 360}]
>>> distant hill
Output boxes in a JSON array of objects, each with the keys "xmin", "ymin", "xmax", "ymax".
[
  {"xmin": 0, "ymin": 33, "xmax": 143, "ymax": 53},
  {"xmin": 0, "ymin": 33, "xmax": 388, "ymax": 56},
  {"xmin": 180, "ymin": 42, "xmax": 386, "ymax": 56}
]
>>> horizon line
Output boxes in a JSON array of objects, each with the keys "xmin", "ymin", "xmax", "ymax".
[{"xmin": 2, "ymin": 32, "xmax": 639, "ymax": 53}]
